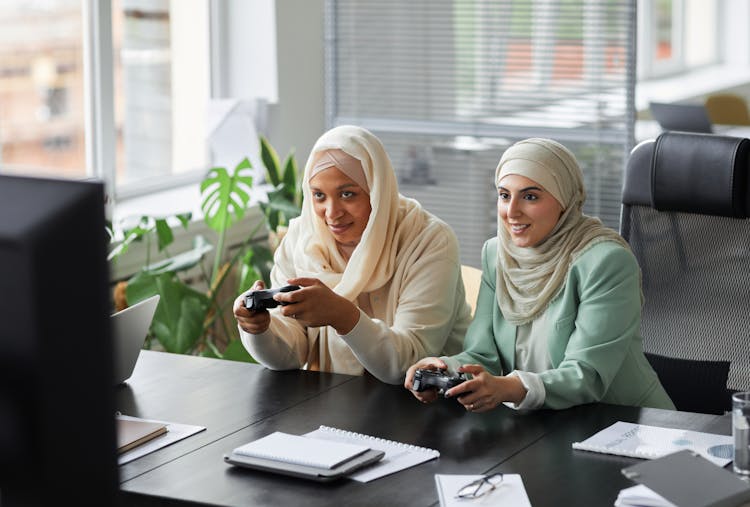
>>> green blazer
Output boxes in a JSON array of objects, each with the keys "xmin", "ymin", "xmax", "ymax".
[{"xmin": 450, "ymin": 237, "xmax": 674, "ymax": 410}]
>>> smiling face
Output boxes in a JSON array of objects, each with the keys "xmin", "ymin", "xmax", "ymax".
[
  {"xmin": 309, "ymin": 166, "xmax": 372, "ymax": 248},
  {"xmin": 497, "ymin": 174, "xmax": 564, "ymax": 248}
]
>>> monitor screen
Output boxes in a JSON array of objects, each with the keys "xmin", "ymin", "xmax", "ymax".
[{"xmin": 0, "ymin": 175, "xmax": 118, "ymax": 506}]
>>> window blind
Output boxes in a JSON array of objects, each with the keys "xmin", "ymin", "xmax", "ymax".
[{"xmin": 325, "ymin": 0, "xmax": 636, "ymax": 267}]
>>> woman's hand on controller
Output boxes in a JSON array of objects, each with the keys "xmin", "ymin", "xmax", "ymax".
[
  {"xmin": 404, "ymin": 357, "xmax": 447, "ymax": 404},
  {"xmin": 233, "ymin": 280, "xmax": 271, "ymax": 334},
  {"xmin": 276, "ymin": 278, "xmax": 360, "ymax": 334},
  {"xmin": 448, "ymin": 364, "xmax": 527, "ymax": 413}
]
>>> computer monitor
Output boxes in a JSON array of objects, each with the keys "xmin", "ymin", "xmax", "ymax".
[{"xmin": 0, "ymin": 175, "xmax": 118, "ymax": 506}]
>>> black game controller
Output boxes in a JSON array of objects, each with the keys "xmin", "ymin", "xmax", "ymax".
[
  {"xmin": 411, "ymin": 369, "xmax": 467, "ymax": 396},
  {"xmin": 244, "ymin": 285, "xmax": 301, "ymax": 311}
]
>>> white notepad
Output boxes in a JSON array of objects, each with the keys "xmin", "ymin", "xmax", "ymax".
[
  {"xmin": 304, "ymin": 425, "xmax": 440, "ymax": 482},
  {"xmin": 572, "ymin": 421, "xmax": 734, "ymax": 466},
  {"xmin": 434, "ymin": 474, "xmax": 532, "ymax": 507},
  {"xmin": 232, "ymin": 431, "xmax": 370, "ymax": 469}
]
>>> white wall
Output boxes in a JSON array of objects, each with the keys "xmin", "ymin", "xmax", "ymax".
[
  {"xmin": 265, "ymin": 0, "xmax": 325, "ymax": 168},
  {"xmin": 220, "ymin": 0, "xmax": 325, "ymax": 169}
]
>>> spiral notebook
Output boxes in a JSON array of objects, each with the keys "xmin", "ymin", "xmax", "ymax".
[
  {"xmin": 572, "ymin": 421, "xmax": 734, "ymax": 467},
  {"xmin": 304, "ymin": 425, "xmax": 441, "ymax": 482}
]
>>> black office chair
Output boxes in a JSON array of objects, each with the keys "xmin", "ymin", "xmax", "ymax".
[{"xmin": 620, "ymin": 132, "xmax": 750, "ymax": 414}]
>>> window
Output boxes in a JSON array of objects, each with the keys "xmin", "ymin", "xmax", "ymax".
[
  {"xmin": 0, "ymin": 1, "xmax": 86, "ymax": 179},
  {"xmin": 109, "ymin": 0, "xmax": 211, "ymax": 201},
  {"xmin": 637, "ymin": 0, "xmax": 719, "ymax": 79},
  {"xmin": 327, "ymin": 0, "xmax": 636, "ymax": 267},
  {"xmin": 0, "ymin": 1, "xmax": 212, "ymax": 206}
]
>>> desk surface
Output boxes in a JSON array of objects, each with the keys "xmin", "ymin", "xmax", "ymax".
[
  {"xmin": 116, "ymin": 350, "xmax": 355, "ymax": 482},
  {"xmin": 118, "ymin": 352, "xmax": 731, "ymax": 507}
]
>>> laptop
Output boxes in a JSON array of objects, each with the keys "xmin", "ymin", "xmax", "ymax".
[
  {"xmin": 112, "ymin": 294, "xmax": 160, "ymax": 385},
  {"xmin": 649, "ymin": 101, "xmax": 714, "ymax": 133}
]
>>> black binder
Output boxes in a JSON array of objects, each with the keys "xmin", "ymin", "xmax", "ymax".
[{"xmin": 621, "ymin": 450, "xmax": 750, "ymax": 507}]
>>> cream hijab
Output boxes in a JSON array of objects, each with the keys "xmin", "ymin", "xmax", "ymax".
[
  {"xmin": 274, "ymin": 124, "xmax": 427, "ymax": 299},
  {"xmin": 494, "ymin": 138, "xmax": 631, "ymax": 325},
  {"xmin": 271, "ymin": 125, "xmax": 429, "ymax": 371}
]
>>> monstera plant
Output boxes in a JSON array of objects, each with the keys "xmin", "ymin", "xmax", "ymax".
[{"xmin": 108, "ymin": 136, "xmax": 301, "ymax": 361}]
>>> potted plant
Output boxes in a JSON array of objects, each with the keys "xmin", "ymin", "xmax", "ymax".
[{"xmin": 108, "ymin": 136, "xmax": 302, "ymax": 361}]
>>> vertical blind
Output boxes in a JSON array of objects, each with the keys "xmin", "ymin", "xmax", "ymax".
[{"xmin": 325, "ymin": 0, "xmax": 636, "ymax": 267}]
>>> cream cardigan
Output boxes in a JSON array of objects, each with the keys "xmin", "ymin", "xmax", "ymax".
[{"xmin": 240, "ymin": 212, "xmax": 470, "ymax": 384}]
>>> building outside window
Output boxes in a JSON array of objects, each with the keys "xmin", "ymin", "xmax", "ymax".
[
  {"xmin": 637, "ymin": 0, "xmax": 719, "ymax": 79},
  {"xmin": 0, "ymin": 0, "xmax": 210, "ymax": 205},
  {"xmin": 0, "ymin": 1, "xmax": 86, "ymax": 179}
]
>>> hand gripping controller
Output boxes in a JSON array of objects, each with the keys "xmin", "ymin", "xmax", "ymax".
[
  {"xmin": 244, "ymin": 284, "xmax": 301, "ymax": 311},
  {"xmin": 411, "ymin": 369, "xmax": 467, "ymax": 396}
]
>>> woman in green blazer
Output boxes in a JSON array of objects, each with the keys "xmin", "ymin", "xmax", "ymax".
[{"xmin": 405, "ymin": 138, "xmax": 674, "ymax": 411}]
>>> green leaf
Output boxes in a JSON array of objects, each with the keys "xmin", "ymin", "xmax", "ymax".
[
  {"xmin": 107, "ymin": 224, "xmax": 148, "ymax": 261},
  {"xmin": 125, "ymin": 270, "xmax": 161, "ymax": 304},
  {"xmin": 248, "ymin": 244, "xmax": 274, "ymax": 287},
  {"xmin": 200, "ymin": 158, "xmax": 254, "ymax": 232},
  {"xmin": 281, "ymin": 152, "xmax": 298, "ymax": 200},
  {"xmin": 260, "ymin": 136, "xmax": 281, "ymax": 187},
  {"xmin": 238, "ymin": 251, "xmax": 262, "ymax": 296},
  {"xmin": 222, "ymin": 339, "xmax": 257, "ymax": 363},
  {"xmin": 259, "ymin": 201, "xmax": 280, "ymax": 232},
  {"xmin": 155, "ymin": 218, "xmax": 174, "ymax": 252},
  {"xmin": 142, "ymin": 235, "xmax": 214, "ymax": 275},
  {"xmin": 176, "ymin": 212, "xmax": 192, "ymax": 229},
  {"xmin": 145, "ymin": 273, "xmax": 210, "ymax": 354},
  {"xmin": 199, "ymin": 348, "xmax": 220, "ymax": 359},
  {"xmin": 266, "ymin": 190, "xmax": 303, "ymax": 218},
  {"xmin": 105, "ymin": 220, "xmax": 114, "ymax": 241}
]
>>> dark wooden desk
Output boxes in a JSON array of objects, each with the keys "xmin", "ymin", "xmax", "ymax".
[
  {"xmin": 116, "ymin": 351, "xmax": 355, "ymax": 482},
  {"xmin": 118, "ymin": 352, "xmax": 731, "ymax": 506},
  {"xmin": 488, "ymin": 402, "xmax": 731, "ymax": 506}
]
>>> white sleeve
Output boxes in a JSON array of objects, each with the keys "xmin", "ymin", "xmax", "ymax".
[
  {"xmin": 238, "ymin": 313, "xmax": 309, "ymax": 370},
  {"xmin": 502, "ymin": 370, "xmax": 546, "ymax": 410},
  {"xmin": 340, "ymin": 309, "xmax": 406, "ymax": 383},
  {"xmin": 340, "ymin": 252, "xmax": 468, "ymax": 385}
]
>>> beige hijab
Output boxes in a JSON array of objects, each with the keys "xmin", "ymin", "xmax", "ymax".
[
  {"xmin": 271, "ymin": 125, "xmax": 429, "ymax": 370},
  {"xmin": 494, "ymin": 138, "xmax": 631, "ymax": 325}
]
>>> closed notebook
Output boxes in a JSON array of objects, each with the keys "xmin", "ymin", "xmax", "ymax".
[
  {"xmin": 117, "ymin": 417, "xmax": 167, "ymax": 454},
  {"xmin": 232, "ymin": 431, "xmax": 370, "ymax": 469},
  {"xmin": 621, "ymin": 450, "xmax": 750, "ymax": 507}
]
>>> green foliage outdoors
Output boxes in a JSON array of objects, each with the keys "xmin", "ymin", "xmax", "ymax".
[{"xmin": 108, "ymin": 136, "xmax": 302, "ymax": 361}]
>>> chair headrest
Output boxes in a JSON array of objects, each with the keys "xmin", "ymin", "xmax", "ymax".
[{"xmin": 624, "ymin": 132, "xmax": 749, "ymax": 218}]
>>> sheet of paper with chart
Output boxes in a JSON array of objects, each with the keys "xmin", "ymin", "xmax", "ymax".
[{"xmin": 572, "ymin": 421, "xmax": 733, "ymax": 466}]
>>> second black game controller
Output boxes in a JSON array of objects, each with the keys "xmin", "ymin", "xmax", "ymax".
[
  {"xmin": 411, "ymin": 369, "xmax": 467, "ymax": 396},
  {"xmin": 244, "ymin": 284, "xmax": 301, "ymax": 311}
]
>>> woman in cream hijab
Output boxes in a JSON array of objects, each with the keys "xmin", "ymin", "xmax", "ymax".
[
  {"xmin": 406, "ymin": 138, "xmax": 674, "ymax": 410},
  {"xmin": 233, "ymin": 125, "xmax": 471, "ymax": 384}
]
